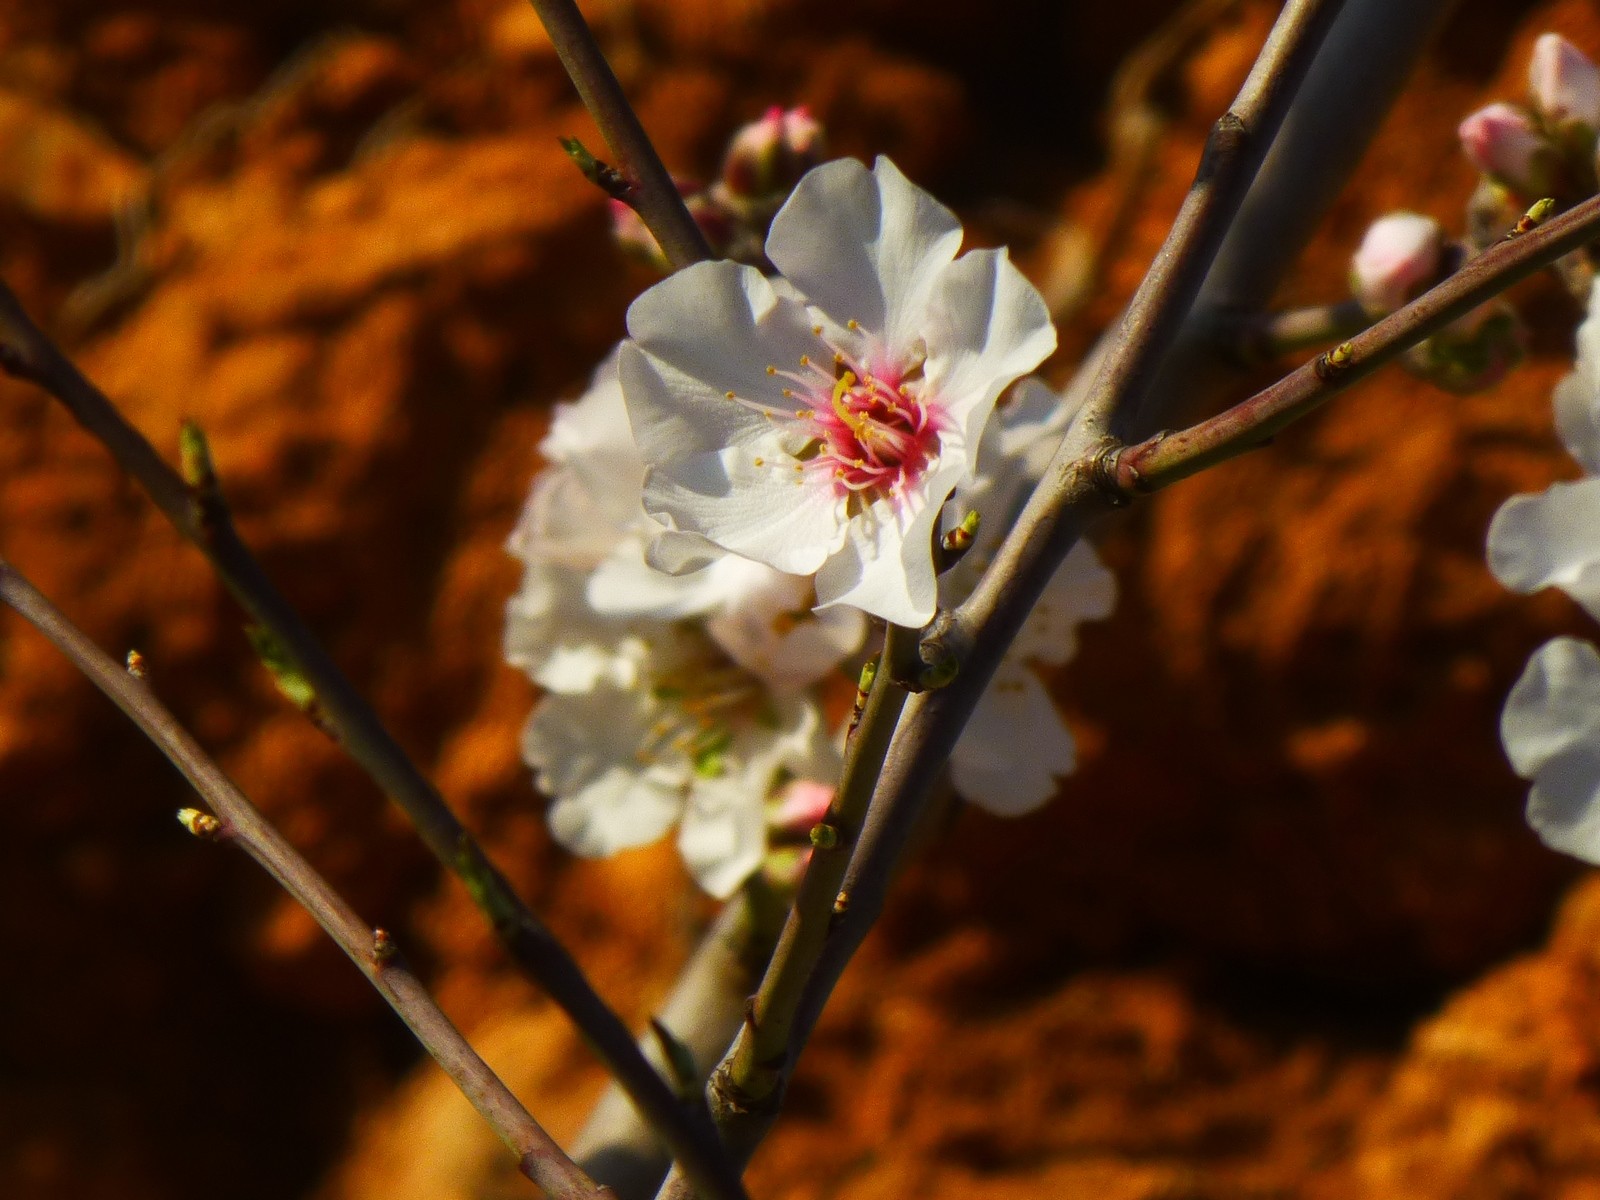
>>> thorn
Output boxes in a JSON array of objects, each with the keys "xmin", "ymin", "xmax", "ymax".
[
  {"xmin": 649, "ymin": 1019, "xmax": 701, "ymax": 1098},
  {"xmin": 125, "ymin": 648, "xmax": 147, "ymax": 680},
  {"xmin": 560, "ymin": 136, "xmax": 634, "ymax": 202},
  {"xmin": 371, "ymin": 927, "xmax": 398, "ymax": 964}
]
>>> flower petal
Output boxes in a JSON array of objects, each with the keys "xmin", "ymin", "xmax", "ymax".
[
  {"xmin": 1502, "ymin": 637, "xmax": 1600, "ymax": 863},
  {"xmin": 678, "ymin": 772, "xmax": 769, "ymax": 899},
  {"xmin": 623, "ymin": 263, "xmax": 821, "ymax": 457},
  {"xmin": 643, "ymin": 440, "xmax": 845, "ymax": 577},
  {"xmin": 1487, "ymin": 478, "xmax": 1600, "ymax": 620},
  {"xmin": 813, "ymin": 473, "xmax": 950, "ymax": 627},
  {"xmin": 521, "ymin": 692, "xmax": 685, "ymax": 856},
  {"xmin": 1013, "ymin": 541, "xmax": 1117, "ymax": 665},
  {"xmin": 952, "ymin": 662, "xmax": 1076, "ymax": 815},
  {"xmin": 922, "ymin": 247, "xmax": 1057, "ymax": 452},
  {"xmin": 766, "ymin": 156, "xmax": 964, "ymax": 353},
  {"xmin": 1555, "ymin": 281, "xmax": 1600, "ymax": 472}
]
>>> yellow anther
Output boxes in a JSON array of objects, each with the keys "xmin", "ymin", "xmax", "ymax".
[
  {"xmin": 766, "ymin": 365, "xmax": 777, "ymax": 375},
  {"xmin": 847, "ymin": 319, "xmax": 860, "ymax": 330},
  {"xmin": 725, "ymin": 390, "xmax": 736, "ymax": 399}
]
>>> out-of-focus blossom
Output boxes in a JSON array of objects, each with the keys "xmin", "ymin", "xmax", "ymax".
[
  {"xmin": 1349, "ymin": 211, "xmax": 1445, "ymax": 316},
  {"xmin": 940, "ymin": 378, "xmax": 1117, "ymax": 814},
  {"xmin": 1491, "ymin": 281, "xmax": 1600, "ymax": 864},
  {"xmin": 1530, "ymin": 33, "xmax": 1600, "ymax": 132},
  {"xmin": 506, "ymin": 351, "xmax": 852, "ymax": 896},
  {"xmin": 1459, "ymin": 101, "xmax": 1554, "ymax": 196},
  {"xmin": 721, "ymin": 106, "xmax": 827, "ymax": 202}
]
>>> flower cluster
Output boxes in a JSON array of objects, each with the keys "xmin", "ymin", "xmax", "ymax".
[
  {"xmin": 1491, "ymin": 280, "xmax": 1600, "ymax": 863},
  {"xmin": 507, "ymin": 152, "xmax": 1115, "ymax": 894},
  {"xmin": 1461, "ymin": 34, "xmax": 1600, "ymax": 202}
]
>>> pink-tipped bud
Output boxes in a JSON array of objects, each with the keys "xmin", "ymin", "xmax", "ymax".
[
  {"xmin": 1530, "ymin": 33, "xmax": 1600, "ymax": 130},
  {"xmin": 721, "ymin": 105, "xmax": 827, "ymax": 199},
  {"xmin": 770, "ymin": 779, "xmax": 835, "ymax": 834},
  {"xmin": 1459, "ymin": 102, "xmax": 1552, "ymax": 194},
  {"xmin": 1350, "ymin": 211, "xmax": 1444, "ymax": 315}
]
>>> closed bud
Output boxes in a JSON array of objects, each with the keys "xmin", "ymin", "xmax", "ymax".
[
  {"xmin": 1530, "ymin": 33, "xmax": 1600, "ymax": 131},
  {"xmin": 1349, "ymin": 211, "xmax": 1445, "ymax": 315},
  {"xmin": 1459, "ymin": 102, "xmax": 1554, "ymax": 195},
  {"xmin": 721, "ymin": 106, "xmax": 827, "ymax": 200}
]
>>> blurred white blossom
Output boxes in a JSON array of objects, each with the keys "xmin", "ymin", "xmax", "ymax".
[
  {"xmin": 505, "ymin": 351, "xmax": 851, "ymax": 896},
  {"xmin": 1491, "ymin": 281, "xmax": 1600, "ymax": 862},
  {"xmin": 940, "ymin": 378, "xmax": 1117, "ymax": 815}
]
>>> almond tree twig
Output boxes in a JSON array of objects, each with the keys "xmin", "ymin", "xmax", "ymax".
[
  {"xmin": 1107, "ymin": 193, "xmax": 1600, "ymax": 493},
  {"xmin": 0, "ymin": 283, "xmax": 745, "ymax": 1200},
  {"xmin": 525, "ymin": 0, "xmax": 712, "ymax": 268},
  {"xmin": 0, "ymin": 554, "xmax": 611, "ymax": 1200}
]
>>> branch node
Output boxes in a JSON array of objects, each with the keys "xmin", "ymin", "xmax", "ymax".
[
  {"xmin": 1506, "ymin": 197, "xmax": 1557, "ymax": 240},
  {"xmin": 176, "ymin": 807, "xmax": 228, "ymax": 841},
  {"xmin": 808, "ymin": 822, "xmax": 840, "ymax": 849},
  {"xmin": 1088, "ymin": 437, "xmax": 1136, "ymax": 505},
  {"xmin": 371, "ymin": 927, "xmax": 399, "ymax": 964},
  {"xmin": 1313, "ymin": 340, "xmax": 1355, "ymax": 380},
  {"xmin": 177, "ymin": 419, "xmax": 227, "ymax": 534},
  {"xmin": 559, "ymin": 135, "xmax": 636, "ymax": 203}
]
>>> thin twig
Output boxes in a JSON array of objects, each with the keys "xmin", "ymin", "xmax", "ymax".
[
  {"xmin": 651, "ymin": 629, "xmax": 914, "ymax": 1200},
  {"xmin": 1109, "ymin": 192, "xmax": 1600, "ymax": 493},
  {"xmin": 1223, "ymin": 299, "xmax": 1370, "ymax": 363},
  {"xmin": 525, "ymin": 0, "xmax": 711, "ymax": 269},
  {"xmin": 0, "ymin": 555, "xmax": 610, "ymax": 1200},
  {"xmin": 0, "ymin": 282, "xmax": 745, "ymax": 1200},
  {"xmin": 576, "ymin": 886, "xmax": 783, "ymax": 1199}
]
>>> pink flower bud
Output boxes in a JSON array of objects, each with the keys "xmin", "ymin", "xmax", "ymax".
[
  {"xmin": 1350, "ymin": 211, "xmax": 1444, "ymax": 315},
  {"xmin": 770, "ymin": 779, "xmax": 835, "ymax": 834},
  {"xmin": 609, "ymin": 186, "xmax": 732, "ymax": 265},
  {"xmin": 1459, "ymin": 103, "xmax": 1551, "ymax": 193},
  {"xmin": 1530, "ymin": 33, "xmax": 1600, "ymax": 130},
  {"xmin": 721, "ymin": 106, "xmax": 827, "ymax": 199}
]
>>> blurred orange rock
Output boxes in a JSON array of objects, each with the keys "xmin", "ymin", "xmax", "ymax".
[{"xmin": 9, "ymin": 1, "xmax": 1600, "ymax": 1199}]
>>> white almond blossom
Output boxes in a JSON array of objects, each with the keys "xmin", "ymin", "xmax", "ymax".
[
  {"xmin": 1490, "ymin": 280, "xmax": 1600, "ymax": 861},
  {"xmin": 619, "ymin": 155, "xmax": 1057, "ymax": 629},
  {"xmin": 941, "ymin": 378, "xmax": 1117, "ymax": 815},
  {"xmin": 505, "ymin": 351, "xmax": 852, "ymax": 896}
]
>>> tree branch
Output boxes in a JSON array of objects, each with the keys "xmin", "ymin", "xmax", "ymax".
[
  {"xmin": 525, "ymin": 0, "xmax": 712, "ymax": 268},
  {"xmin": 0, "ymin": 554, "xmax": 611, "ymax": 1200},
  {"xmin": 0, "ymin": 281, "xmax": 745, "ymax": 1200},
  {"xmin": 1107, "ymin": 192, "xmax": 1600, "ymax": 493}
]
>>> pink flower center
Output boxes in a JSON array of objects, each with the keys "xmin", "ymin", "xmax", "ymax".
[{"xmin": 755, "ymin": 327, "xmax": 943, "ymax": 506}]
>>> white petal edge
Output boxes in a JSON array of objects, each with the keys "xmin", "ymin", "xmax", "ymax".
[
  {"xmin": 766, "ymin": 156, "xmax": 964, "ymax": 353},
  {"xmin": 1502, "ymin": 637, "xmax": 1600, "ymax": 864},
  {"xmin": 1486, "ymin": 477, "xmax": 1600, "ymax": 621},
  {"xmin": 951, "ymin": 661, "xmax": 1076, "ymax": 816}
]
